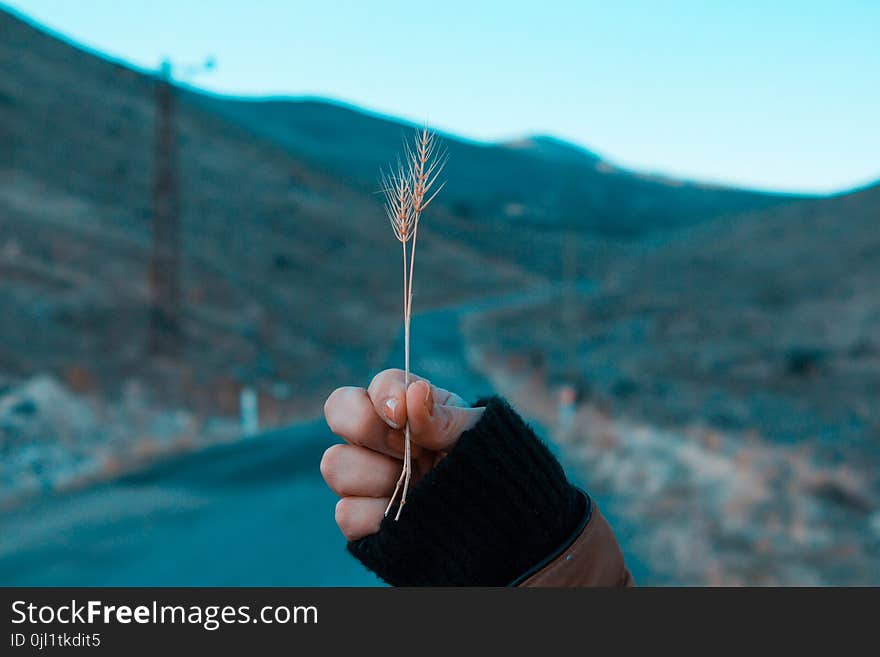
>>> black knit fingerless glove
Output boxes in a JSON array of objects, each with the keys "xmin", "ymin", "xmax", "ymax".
[{"xmin": 347, "ymin": 396, "xmax": 588, "ymax": 586}]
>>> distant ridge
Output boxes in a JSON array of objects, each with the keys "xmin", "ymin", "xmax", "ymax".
[{"xmin": 502, "ymin": 135, "xmax": 603, "ymax": 165}]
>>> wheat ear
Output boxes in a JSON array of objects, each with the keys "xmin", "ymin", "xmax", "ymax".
[{"xmin": 381, "ymin": 127, "xmax": 447, "ymax": 520}]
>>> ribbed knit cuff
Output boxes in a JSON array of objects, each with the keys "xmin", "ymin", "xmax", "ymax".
[{"xmin": 347, "ymin": 396, "xmax": 587, "ymax": 586}]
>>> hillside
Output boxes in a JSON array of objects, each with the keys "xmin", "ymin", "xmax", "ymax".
[
  {"xmin": 0, "ymin": 9, "xmax": 531, "ymax": 417},
  {"xmin": 462, "ymin": 183, "xmax": 880, "ymax": 584},
  {"xmin": 1, "ymin": 6, "xmax": 798, "ymax": 422},
  {"xmin": 465, "ymin": 183, "xmax": 880, "ymax": 449},
  {"xmin": 196, "ymin": 93, "xmax": 797, "ymax": 267}
]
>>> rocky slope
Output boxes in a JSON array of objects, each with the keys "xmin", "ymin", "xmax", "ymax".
[{"xmin": 0, "ymin": 7, "xmax": 795, "ymax": 421}]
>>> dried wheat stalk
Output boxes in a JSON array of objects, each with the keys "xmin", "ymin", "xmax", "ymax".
[{"xmin": 381, "ymin": 126, "xmax": 447, "ymax": 520}]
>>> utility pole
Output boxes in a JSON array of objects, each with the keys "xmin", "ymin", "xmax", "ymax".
[
  {"xmin": 148, "ymin": 59, "xmax": 181, "ymax": 356},
  {"xmin": 147, "ymin": 57, "xmax": 214, "ymax": 356}
]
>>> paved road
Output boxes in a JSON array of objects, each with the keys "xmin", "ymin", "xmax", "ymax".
[
  {"xmin": 0, "ymin": 421, "xmax": 380, "ymax": 585},
  {"xmin": 0, "ymin": 281, "xmax": 636, "ymax": 586}
]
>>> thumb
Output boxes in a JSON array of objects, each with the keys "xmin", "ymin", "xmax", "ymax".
[{"xmin": 405, "ymin": 380, "xmax": 484, "ymax": 452}]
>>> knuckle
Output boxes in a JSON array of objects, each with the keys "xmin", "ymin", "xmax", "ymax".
[
  {"xmin": 323, "ymin": 388, "xmax": 346, "ymax": 431},
  {"xmin": 320, "ymin": 444, "xmax": 345, "ymax": 487},
  {"xmin": 324, "ymin": 387, "xmax": 371, "ymax": 441},
  {"xmin": 369, "ymin": 369, "xmax": 404, "ymax": 395},
  {"xmin": 335, "ymin": 498, "xmax": 354, "ymax": 537}
]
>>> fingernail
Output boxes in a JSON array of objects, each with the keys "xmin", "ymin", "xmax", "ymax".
[
  {"xmin": 423, "ymin": 385, "xmax": 434, "ymax": 417},
  {"xmin": 383, "ymin": 398, "xmax": 400, "ymax": 428}
]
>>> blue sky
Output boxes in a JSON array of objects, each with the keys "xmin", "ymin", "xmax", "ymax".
[{"xmin": 6, "ymin": 0, "xmax": 879, "ymax": 194}]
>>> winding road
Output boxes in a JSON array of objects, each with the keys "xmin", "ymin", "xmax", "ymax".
[{"xmin": 0, "ymin": 281, "xmax": 639, "ymax": 586}]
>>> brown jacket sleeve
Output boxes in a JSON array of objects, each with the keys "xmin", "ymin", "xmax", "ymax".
[{"xmin": 520, "ymin": 506, "xmax": 634, "ymax": 587}]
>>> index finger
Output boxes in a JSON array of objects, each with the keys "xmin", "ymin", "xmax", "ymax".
[
  {"xmin": 323, "ymin": 385, "xmax": 420, "ymax": 459},
  {"xmin": 367, "ymin": 370, "xmax": 478, "ymax": 451},
  {"xmin": 366, "ymin": 368, "xmax": 433, "ymax": 430}
]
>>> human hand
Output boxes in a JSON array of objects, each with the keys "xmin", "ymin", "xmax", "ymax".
[{"xmin": 320, "ymin": 369, "xmax": 484, "ymax": 540}]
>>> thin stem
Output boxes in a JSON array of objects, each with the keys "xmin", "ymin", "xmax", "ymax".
[
  {"xmin": 395, "ymin": 425, "xmax": 411, "ymax": 521},
  {"xmin": 396, "ymin": 224, "xmax": 418, "ymax": 520},
  {"xmin": 385, "ymin": 240, "xmax": 410, "ymax": 518},
  {"xmin": 394, "ymin": 212, "xmax": 420, "ymax": 520},
  {"xmin": 405, "ymin": 235, "xmax": 412, "ymax": 386}
]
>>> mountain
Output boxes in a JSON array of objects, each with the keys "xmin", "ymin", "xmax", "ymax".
[
  {"xmin": 0, "ymin": 7, "xmax": 806, "ymax": 420},
  {"xmin": 194, "ymin": 93, "xmax": 796, "ymax": 241},
  {"xmin": 465, "ymin": 182, "xmax": 880, "ymax": 449}
]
